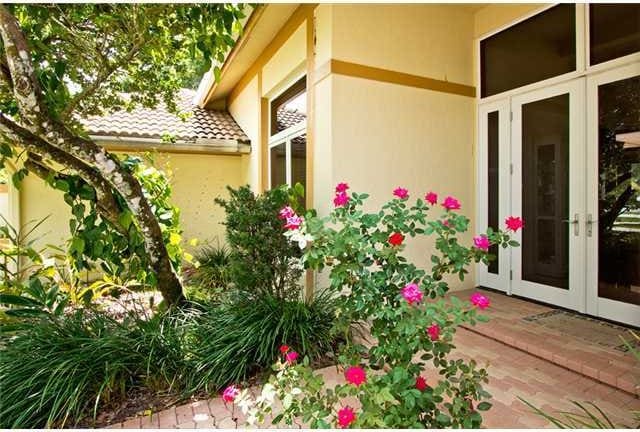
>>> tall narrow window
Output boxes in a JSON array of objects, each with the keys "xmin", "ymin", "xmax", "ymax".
[
  {"xmin": 589, "ymin": 4, "xmax": 640, "ymax": 65},
  {"xmin": 481, "ymin": 4, "xmax": 576, "ymax": 97},
  {"xmin": 268, "ymin": 77, "xmax": 307, "ymax": 192},
  {"xmin": 487, "ymin": 111, "xmax": 500, "ymax": 274}
]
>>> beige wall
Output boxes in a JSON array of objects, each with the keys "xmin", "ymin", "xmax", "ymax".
[
  {"xmin": 473, "ymin": 4, "xmax": 546, "ymax": 39},
  {"xmin": 331, "ymin": 4, "xmax": 476, "ymax": 86},
  {"xmin": 310, "ymin": 4, "xmax": 478, "ymax": 291},
  {"xmin": 229, "ymin": 75, "xmax": 260, "ymax": 190},
  {"xmin": 18, "ymin": 151, "xmax": 244, "ymax": 251}
]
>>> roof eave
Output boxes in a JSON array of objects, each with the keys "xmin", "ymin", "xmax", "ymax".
[
  {"xmin": 91, "ymin": 135, "xmax": 251, "ymax": 156},
  {"xmin": 196, "ymin": 5, "xmax": 266, "ymax": 107}
]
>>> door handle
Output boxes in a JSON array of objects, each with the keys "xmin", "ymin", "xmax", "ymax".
[
  {"xmin": 586, "ymin": 214, "xmax": 597, "ymax": 237},
  {"xmin": 562, "ymin": 213, "xmax": 580, "ymax": 236}
]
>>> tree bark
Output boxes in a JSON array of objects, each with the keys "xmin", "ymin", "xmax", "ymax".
[{"xmin": 0, "ymin": 5, "xmax": 184, "ymax": 305}]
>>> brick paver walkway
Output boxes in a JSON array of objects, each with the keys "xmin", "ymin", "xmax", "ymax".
[
  {"xmin": 109, "ymin": 327, "xmax": 639, "ymax": 429},
  {"xmin": 453, "ymin": 288, "xmax": 640, "ymax": 395}
]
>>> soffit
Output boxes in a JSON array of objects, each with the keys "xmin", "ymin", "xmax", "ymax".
[{"xmin": 204, "ymin": 3, "xmax": 299, "ymax": 107}]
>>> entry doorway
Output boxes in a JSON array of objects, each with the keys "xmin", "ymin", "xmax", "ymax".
[{"xmin": 477, "ymin": 64, "xmax": 640, "ymax": 327}]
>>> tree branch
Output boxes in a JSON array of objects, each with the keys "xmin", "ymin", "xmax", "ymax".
[
  {"xmin": 0, "ymin": 5, "xmax": 47, "ymax": 132},
  {"xmin": 60, "ymin": 38, "xmax": 145, "ymax": 121}
]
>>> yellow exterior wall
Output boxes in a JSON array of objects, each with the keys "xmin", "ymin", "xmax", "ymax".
[
  {"xmin": 228, "ymin": 75, "xmax": 260, "ymax": 190},
  {"xmin": 18, "ymin": 151, "xmax": 244, "ymax": 251},
  {"xmin": 261, "ymin": 22, "xmax": 306, "ymax": 98},
  {"xmin": 473, "ymin": 4, "xmax": 546, "ymax": 39},
  {"xmin": 331, "ymin": 4, "xmax": 475, "ymax": 86},
  {"xmin": 311, "ymin": 4, "xmax": 477, "ymax": 291}
]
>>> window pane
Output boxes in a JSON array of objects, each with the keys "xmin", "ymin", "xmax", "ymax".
[
  {"xmin": 597, "ymin": 75, "xmax": 640, "ymax": 305},
  {"xmin": 590, "ymin": 4, "xmax": 640, "ymax": 65},
  {"xmin": 487, "ymin": 111, "xmax": 500, "ymax": 274},
  {"xmin": 481, "ymin": 5, "xmax": 576, "ymax": 97},
  {"xmin": 270, "ymin": 143, "xmax": 286, "ymax": 188},
  {"xmin": 270, "ymin": 77, "xmax": 306, "ymax": 136},
  {"xmin": 291, "ymin": 133, "xmax": 307, "ymax": 193},
  {"xmin": 521, "ymin": 94, "xmax": 570, "ymax": 289}
]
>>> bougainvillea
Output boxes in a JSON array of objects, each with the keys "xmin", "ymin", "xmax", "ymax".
[{"xmin": 230, "ymin": 185, "xmax": 520, "ymax": 428}]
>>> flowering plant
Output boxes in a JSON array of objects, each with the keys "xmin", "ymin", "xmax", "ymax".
[{"xmin": 231, "ymin": 184, "xmax": 521, "ymax": 428}]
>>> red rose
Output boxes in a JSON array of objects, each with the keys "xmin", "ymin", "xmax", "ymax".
[
  {"xmin": 415, "ymin": 376, "xmax": 428, "ymax": 391},
  {"xmin": 279, "ymin": 345, "xmax": 289, "ymax": 354},
  {"xmin": 388, "ymin": 232, "xmax": 404, "ymax": 246}
]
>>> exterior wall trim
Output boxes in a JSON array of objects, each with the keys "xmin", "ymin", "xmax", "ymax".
[
  {"xmin": 91, "ymin": 136, "xmax": 251, "ymax": 156},
  {"xmin": 314, "ymin": 59, "xmax": 476, "ymax": 98}
]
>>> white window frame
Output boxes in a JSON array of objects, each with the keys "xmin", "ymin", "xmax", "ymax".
[
  {"xmin": 477, "ymin": 3, "xmax": 640, "ymax": 104},
  {"xmin": 267, "ymin": 120, "xmax": 307, "ymax": 189}
]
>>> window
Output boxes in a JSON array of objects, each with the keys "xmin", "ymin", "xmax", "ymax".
[
  {"xmin": 268, "ymin": 77, "xmax": 307, "ymax": 191},
  {"xmin": 487, "ymin": 111, "xmax": 499, "ymax": 274},
  {"xmin": 481, "ymin": 4, "xmax": 576, "ymax": 98},
  {"xmin": 589, "ymin": 4, "xmax": 640, "ymax": 66}
]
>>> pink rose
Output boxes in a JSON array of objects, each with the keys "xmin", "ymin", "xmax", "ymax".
[
  {"xmin": 284, "ymin": 215, "xmax": 302, "ymax": 230},
  {"xmin": 393, "ymin": 187, "xmax": 409, "ymax": 199},
  {"xmin": 337, "ymin": 406, "xmax": 356, "ymax": 428},
  {"xmin": 278, "ymin": 206, "xmax": 295, "ymax": 220},
  {"xmin": 442, "ymin": 196, "xmax": 461, "ymax": 211},
  {"xmin": 505, "ymin": 216, "xmax": 524, "ymax": 232},
  {"xmin": 285, "ymin": 351, "xmax": 299, "ymax": 364},
  {"xmin": 425, "ymin": 192, "xmax": 438, "ymax": 205},
  {"xmin": 221, "ymin": 385, "xmax": 239, "ymax": 403},
  {"xmin": 427, "ymin": 324, "xmax": 440, "ymax": 341},
  {"xmin": 470, "ymin": 292, "xmax": 490, "ymax": 309},
  {"xmin": 473, "ymin": 234, "xmax": 490, "ymax": 251},
  {"xmin": 333, "ymin": 191, "xmax": 350, "ymax": 207},
  {"xmin": 344, "ymin": 366, "xmax": 367, "ymax": 386},
  {"xmin": 335, "ymin": 182, "xmax": 349, "ymax": 193},
  {"xmin": 401, "ymin": 282, "xmax": 423, "ymax": 305}
]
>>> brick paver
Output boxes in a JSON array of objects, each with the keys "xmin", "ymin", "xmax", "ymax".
[
  {"xmin": 108, "ymin": 326, "xmax": 639, "ymax": 429},
  {"xmin": 452, "ymin": 288, "xmax": 640, "ymax": 396}
]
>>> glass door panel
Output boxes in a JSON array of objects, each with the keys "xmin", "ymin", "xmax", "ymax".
[
  {"xmin": 587, "ymin": 63, "xmax": 640, "ymax": 326},
  {"xmin": 521, "ymin": 94, "xmax": 570, "ymax": 289},
  {"xmin": 511, "ymin": 79, "xmax": 585, "ymax": 311},
  {"xmin": 477, "ymin": 100, "xmax": 511, "ymax": 292}
]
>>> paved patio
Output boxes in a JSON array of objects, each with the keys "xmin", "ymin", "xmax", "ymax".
[
  {"xmin": 454, "ymin": 288, "xmax": 640, "ymax": 395},
  {"xmin": 108, "ymin": 292, "xmax": 640, "ymax": 429}
]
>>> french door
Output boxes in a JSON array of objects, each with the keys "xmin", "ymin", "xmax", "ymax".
[
  {"xmin": 585, "ymin": 63, "xmax": 640, "ymax": 326},
  {"xmin": 510, "ymin": 79, "xmax": 586, "ymax": 311},
  {"xmin": 478, "ymin": 69, "xmax": 640, "ymax": 326}
]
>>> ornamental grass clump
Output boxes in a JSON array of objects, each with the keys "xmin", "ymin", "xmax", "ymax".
[{"xmin": 230, "ymin": 183, "xmax": 522, "ymax": 428}]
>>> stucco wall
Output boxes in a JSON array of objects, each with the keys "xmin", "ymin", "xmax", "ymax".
[
  {"xmin": 473, "ymin": 4, "xmax": 545, "ymax": 39},
  {"xmin": 18, "ymin": 151, "xmax": 244, "ymax": 251},
  {"xmin": 228, "ymin": 75, "xmax": 260, "ymax": 190},
  {"xmin": 314, "ymin": 4, "xmax": 477, "ymax": 291},
  {"xmin": 331, "ymin": 4, "xmax": 476, "ymax": 86}
]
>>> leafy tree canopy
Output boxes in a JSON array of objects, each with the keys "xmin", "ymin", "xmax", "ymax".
[{"xmin": 0, "ymin": 4, "xmax": 247, "ymax": 305}]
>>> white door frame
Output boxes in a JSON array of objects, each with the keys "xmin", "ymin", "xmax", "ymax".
[
  {"xmin": 585, "ymin": 62, "xmax": 640, "ymax": 327},
  {"xmin": 510, "ymin": 78, "xmax": 586, "ymax": 312},
  {"xmin": 476, "ymin": 99, "xmax": 511, "ymax": 293}
]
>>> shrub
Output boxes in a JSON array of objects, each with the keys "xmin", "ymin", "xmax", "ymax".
[
  {"xmin": 185, "ymin": 291, "xmax": 344, "ymax": 394},
  {"xmin": 0, "ymin": 311, "xmax": 139, "ymax": 428},
  {"xmin": 214, "ymin": 185, "xmax": 304, "ymax": 300},
  {"xmin": 183, "ymin": 243, "xmax": 231, "ymax": 302},
  {"xmin": 0, "ymin": 306, "xmax": 192, "ymax": 428},
  {"xmin": 233, "ymin": 184, "xmax": 521, "ymax": 428}
]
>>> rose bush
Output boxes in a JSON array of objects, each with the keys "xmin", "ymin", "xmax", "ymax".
[{"xmin": 230, "ymin": 183, "xmax": 521, "ymax": 428}]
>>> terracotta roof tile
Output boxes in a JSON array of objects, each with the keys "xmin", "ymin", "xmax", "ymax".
[{"xmin": 81, "ymin": 89, "xmax": 249, "ymax": 144}]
